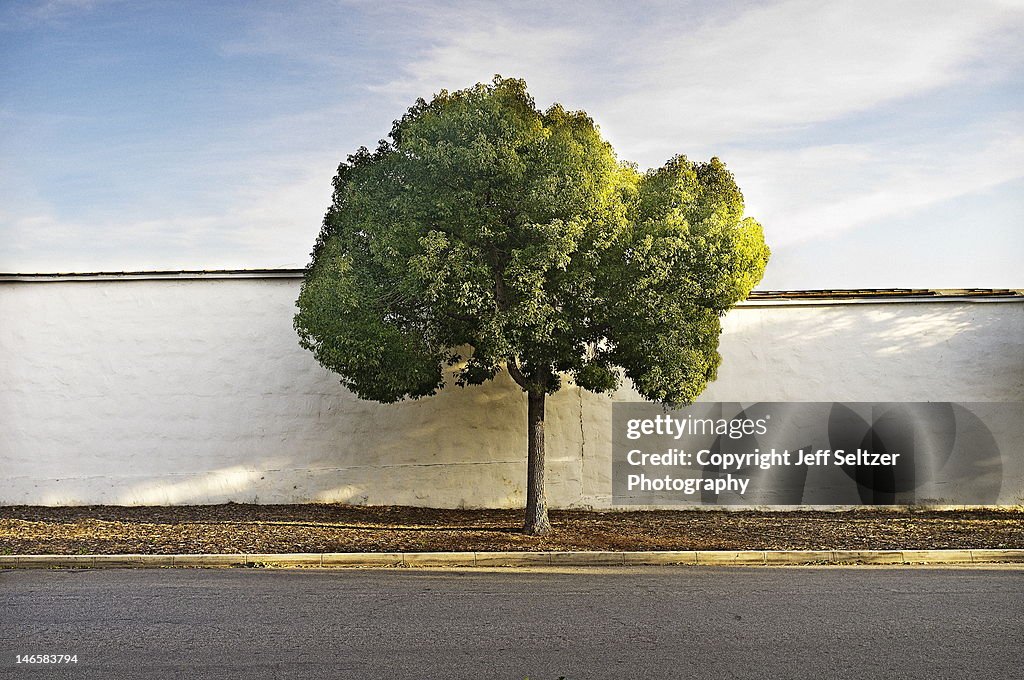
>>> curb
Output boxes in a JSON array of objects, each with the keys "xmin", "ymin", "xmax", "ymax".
[{"xmin": 0, "ymin": 549, "xmax": 1022, "ymax": 569}]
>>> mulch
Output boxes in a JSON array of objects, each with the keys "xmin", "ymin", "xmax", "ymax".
[{"xmin": 1, "ymin": 504, "xmax": 1021, "ymax": 555}]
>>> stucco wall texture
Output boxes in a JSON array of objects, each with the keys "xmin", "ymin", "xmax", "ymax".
[{"xmin": 1, "ymin": 276, "xmax": 1022, "ymax": 508}]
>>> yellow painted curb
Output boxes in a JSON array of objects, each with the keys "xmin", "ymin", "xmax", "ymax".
[
  {"xmin": 321, "ymin": 553, "xmax": 403, "ymax": 567},
  {"xmin": 403, "ymin": 552, "xmax": 477, "ymax": 567},
  {"xmin": 2, "ymin": 549, "xmax": 1023, "ymax": 569},
  {"xmin": 473, "ymin": 551, "xmax": 552, "ymax": 567},
  {"xmin": 831, "ymin": 550, "xmax": 905, "ymax": 564},
  {"xmin": 697, "ymin": 551, "xmax": 766, "ymax": 565},
  {"xmin": 971, "ymin": 549, "xmax": 1024, "ymax": 563},
  {"xmin": 622, "ymin": 551, "xmax": 698, "ymax": 566},
  {"xmin": 549, "ymin": 551, "xmax": 624, "ymax": 566}
]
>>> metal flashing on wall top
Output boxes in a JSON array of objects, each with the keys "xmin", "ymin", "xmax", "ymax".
[
  {"xmin": 739, "ymin": 288, "xmax": 1024, "ymax": 306},
  {"xmin": 0, "ymin": 269, "xmax": 307, "ymax": 282},
  {"xmin": 0, "ymin": 270, "xmax": 1021, "ymax": 304}
]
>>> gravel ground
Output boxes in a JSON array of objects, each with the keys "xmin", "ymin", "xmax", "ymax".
[{"xmin": 1, "ymin": 504, "xmax": 1021, "ymax": 554}]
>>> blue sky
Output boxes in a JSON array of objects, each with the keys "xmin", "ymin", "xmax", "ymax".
[{"xmin": 2, "ymin": 0, "xmax": 1022, "ymax": 289}]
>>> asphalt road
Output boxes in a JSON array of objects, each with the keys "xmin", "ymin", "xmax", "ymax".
[{"xmin": 1, "ymin": 566, "xmax": 1021, "ymax": 679}]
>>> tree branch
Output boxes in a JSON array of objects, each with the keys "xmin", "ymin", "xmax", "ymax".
[{"xmin": 506, "ymin": 356, "xmax": 530, "ymax": 391}]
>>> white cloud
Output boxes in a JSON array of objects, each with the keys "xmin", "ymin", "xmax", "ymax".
[
  {"xmin": 1, "ymin": 0, "xmax": 124, "ymax": 24},
  {"xmin": 599, "ymin": 0, "xmax": 1024, "ymax": 160},
  {"xmin": 0, "ymin": 153, "xmax": 336, "ymax": 272},
  {"xmin": 366, "ymin": 0, "xmax": 1023, "ymax": 163},
  {"xmin": 731, "ymin": 113, "xmax": 1024, "ymax": 246},
  {"xmin": 368, "ymin": 19, "xmax": 583, "ymax": 106}
]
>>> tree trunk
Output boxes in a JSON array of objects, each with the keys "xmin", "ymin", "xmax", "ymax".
[{"xmin": 524, "ymin": 389, "xmax": 552, "ymax": 535}]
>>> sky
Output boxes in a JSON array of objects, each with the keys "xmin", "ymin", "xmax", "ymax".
[{"xmin": 1, "ymin": 0, "xmax": 1022, "ymax": 289}]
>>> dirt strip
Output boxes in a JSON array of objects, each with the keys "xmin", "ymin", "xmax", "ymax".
[{"xmin": 1, "ymin": 504, "xmax": 1021, "ymax": 555}]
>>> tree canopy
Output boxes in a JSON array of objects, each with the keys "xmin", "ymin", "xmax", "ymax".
[{"xmin": 294, "ymin": 76, "xmax": 770, "ymax": 406}]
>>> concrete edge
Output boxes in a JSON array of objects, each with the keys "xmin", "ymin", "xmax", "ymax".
[{"xmin": 1, "ymin": 549, "xmax": 1022, "ymax": 569}]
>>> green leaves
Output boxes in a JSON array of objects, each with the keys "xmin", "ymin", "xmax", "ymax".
[
  {"xmin": 294, "ymin": 239, "xmax": 445, "ymax": 403},
  {"xmin": 295, "ymin": 76, "xmax": 769, "ymax": 405}
]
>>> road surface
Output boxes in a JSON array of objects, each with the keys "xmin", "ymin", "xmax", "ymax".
[{"xmin": 1, "ymin": 566, "xmax": 1021, "ymax": 679}]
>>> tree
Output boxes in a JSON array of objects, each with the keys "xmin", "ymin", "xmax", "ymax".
[{"xmin": 294, "ymin": 76, "xmax": 769, "ymax": 535}]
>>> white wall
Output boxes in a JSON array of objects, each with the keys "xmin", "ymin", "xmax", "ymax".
[{"xmin": 1, "ymin": 276, "xmax": 1021, "ymax": 507}]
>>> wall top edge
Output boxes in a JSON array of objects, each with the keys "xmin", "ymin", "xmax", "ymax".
[
  {"xmin": 0, "ymin": 270, "xmax": 1021, "ymax": 304},
  {"xmin": 0, "ymin": 269, "xmax": 306, "ymax": 281}
]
